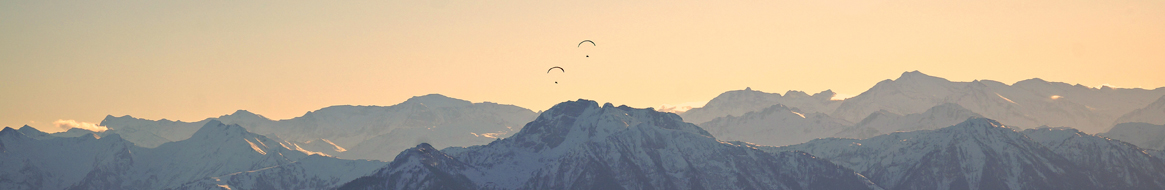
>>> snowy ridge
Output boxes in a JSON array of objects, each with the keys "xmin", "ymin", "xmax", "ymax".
[
  {"xmin": 174, "ymin": 155, "xmax": 386, "ymax": 190},
  {"xmin": 16, "ymin": 125, "xmax": 54, "ymax": 140},
  {"xmin": 0, "ymin": 127, "xmax": 133, "ymax": 190},
  {"xmin": 0, "ymin": 121, "xmax": 386, "ymax": 190},
  {"xmin": 99, "ymin": 115, "xmax": 201, "ymax": 148},
  {"xmin": 1022, "ymin": 127, "xmax": 1165, "ymax": 189},
  {"xmin": 680, "ymin": 87, "xmax": 840, "ymax": 124},
  {"xmin": 337, "ymin": 143, "xmax": 477, "ymax": 190},
  {"xmin": 98, "ymin": 93, "xmax": 537, "ymax": 161},
  {"xmin": 831, "ymin": 71, "xmax": 1165, "ymax": 133},
  {"xmin": 340, "ymin": 99, "xmax": 882, "ymax": 190},
  {"xmin": 1100, "ymin": 122, "xmax": 1165, "ymax": 150},
  {"xmin": 697, "ymin": 104, "xmax": 852, "ymax": 147}
]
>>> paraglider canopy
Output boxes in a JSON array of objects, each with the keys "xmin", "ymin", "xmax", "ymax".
[
  {"xmin": 579, "ymin": 40, "xmax": 595, "ymax": 58},
  {"xmin": 577, "ymin": 40, "xmax": 595, "ymax": 47},
  {"xmin": 547, "ymin": 66, "xmax": 564, "ymax": 73}
]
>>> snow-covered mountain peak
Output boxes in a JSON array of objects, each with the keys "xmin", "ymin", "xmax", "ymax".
[
  {"xmin": 389, "ymin": 142, "xmax": 469, "ymax": 173},
  {"xmin": 895, "ymin": 70, "xmax": 950, "ymax": 83},
  {"xmin": 706, "ymin": 88, "xmax": 777, "ymax": 105},
  {"xmin": 393, "ymin": 143, "xmax": 444, "ymax": 165},
  {"xmin": 1012, "ymin": 78, "xmax": 1062, "ymax": 88},
  {"xmin": 511, "ymin": 99, "xmax": 710, "ymax": 152},
  {"xmin": 99, "ymin": 115, "xmax": 135, "ymax": 126},
  {"xmin": 188, "ymin": 120, "xmax": 250, "ymax": 140},
  {"xmin": 401, "ymin": 93, "xmax": 473, "ymax": 108},
  {"xmin": 812, "ymin": 89, "xmax": 836, "ymax": 100},
  {"xmin": 784, "ymin": 90, "xmax": 811, "ymax": 98},
  {"xmin": 968, "ymin": 79, "xmax": 1010, "ymax": 88},
  {"xmin": 849, "ymin": 71, "xmax": 960, "ymax": 107},
  {"xmin": 15, "ymin": 125, "xmax": 51, "ymax": 139},
  {"xmin": 220, "ymin": 109, "xmax": 268, "ymax": 120}
]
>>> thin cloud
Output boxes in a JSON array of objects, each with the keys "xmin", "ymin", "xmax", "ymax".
[
  {"xmin": 657, "ymin": 101, "xmax": 707, "ymax": 114},
  {"xmin": 831, "ymin": 93, "xmax": 856, "ymax": 101},
  {"xmin": 53, "ymin": 119, "xmax": 109, "ymax": 132}
]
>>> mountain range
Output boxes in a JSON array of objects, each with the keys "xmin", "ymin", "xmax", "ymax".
[
  {"xmin": 764, "ymin": 118, "xmax": 1165, "ymax": 190},
  {"xmin": 98, "ymin": 94, "xmax": 537, "ymax": 161},
  {"xmin": 8, "ymin": 71, "xmax": 1165, "ymax": 190},
  {"xmin": 686, "ymin": 71, "xmax": 1165, "ymax": 135},
  {"xmin": 0, "ymin": 121, "xmax": 385, "ymax": 190}
]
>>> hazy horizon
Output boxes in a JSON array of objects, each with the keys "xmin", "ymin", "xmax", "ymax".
[{"xmin": 4, "ymin": 0, "xmax": 1164, "ymax": 133}]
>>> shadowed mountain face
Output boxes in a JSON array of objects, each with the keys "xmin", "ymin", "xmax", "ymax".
[
  {"xmin": 692, "ymin": 102, "xmax": 982, "ymax": 147},
  {"xmin": 1101, "ymin": 122, "xmax": 1165, "ymax": 150},
  {"xmin": 831, "ymin": 71, "xmax": 1165, "ymax": 134},
  {"xmin": 766, "ymin": 118, "xmax": 1165, "ymax": 190},
  {"xmin": 834, "ymin": 103, "xmax": 983, "ymax": 140},
  {"xmin": 1114, "ymin": 95, "xmax": 1165, "ymax": 126},
  {"xmin": 697, "ymin": 104, "xmax": 853, "ymax": 147},
  {"xmin": 1022, "ymin": 127, "xmax": 1165, "ymax": 189},
  {"xmin": 340, "ymin": 99, "xmax": 882, "ymax": 190},
  {"xmin": 98, "ymin": 94, "xmax": 537, "ymax": 161}
]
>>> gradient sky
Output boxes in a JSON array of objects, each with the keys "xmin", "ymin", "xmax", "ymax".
[{"xmin": 3, "ymin": 0, "xmax": 1163, "ymax": 133}]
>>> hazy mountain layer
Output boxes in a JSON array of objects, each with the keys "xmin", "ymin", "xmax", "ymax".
[
  {"xmin": 831, "ymin": 71, "xmax": 1165, "ymax": 133},
  {"xmin": 99, "ymin": 94, "xmax": 537, "ymax": 161},
  {"xmin": 1100, "ymin": 122, "xmax": 1165, "ymax": 150},
  {"xmin": 1114, "ymin": 95, "xmax": 1165, "ymax": 126},
  {"xmin": 680, "ymin": 87, "xmax": 840, "ymax": 124}
]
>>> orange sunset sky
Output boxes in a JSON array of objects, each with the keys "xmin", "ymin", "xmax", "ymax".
[{"xmin": 2, "ymin": 0, "xmax": 1163, "ymax": 133}]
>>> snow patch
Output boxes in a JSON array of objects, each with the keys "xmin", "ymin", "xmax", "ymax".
[{"xmin": 244, "ymin": 138, "xmax": 267, "ymax": 155}]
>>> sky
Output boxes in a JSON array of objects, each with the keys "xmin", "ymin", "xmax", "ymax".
[{"xmin": 2, "ymin": 0, "xmax": 1163, "ymax": 133}]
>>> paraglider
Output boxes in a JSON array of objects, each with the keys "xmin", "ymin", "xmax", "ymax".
[
  {"xmin": 578, "ymin": 40, "xmax": 595, "ymax": 58},
  {"xmin": 548, "ymin": 66, "xmax": 565, "ymax": 84}
]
